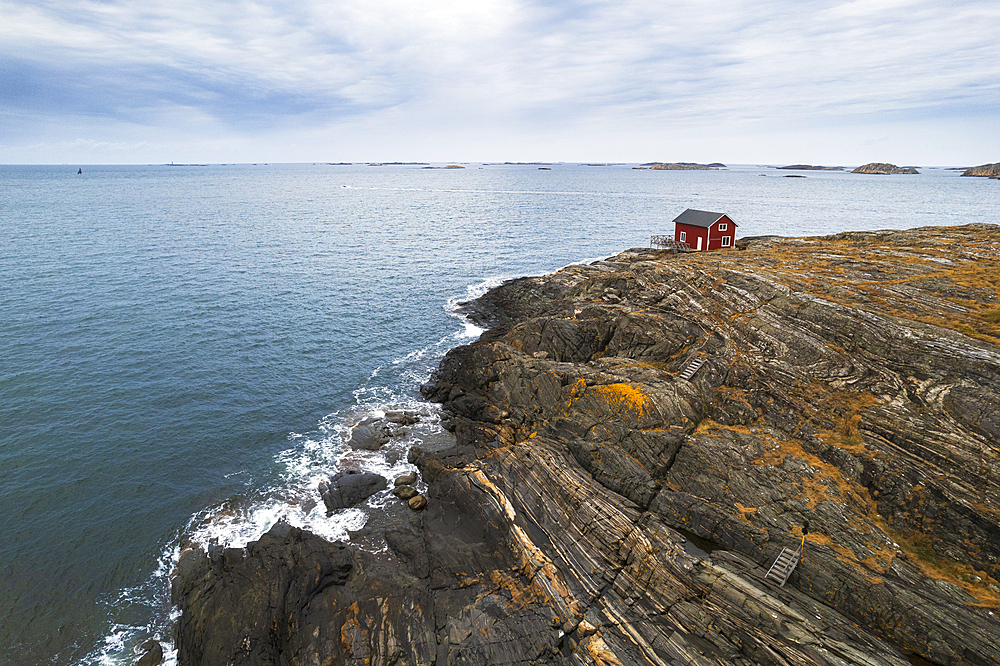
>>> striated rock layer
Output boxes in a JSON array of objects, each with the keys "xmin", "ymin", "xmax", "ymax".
[{"xmin": 172, "ymin": 224, "xmax": 1000, "ymax": 666}]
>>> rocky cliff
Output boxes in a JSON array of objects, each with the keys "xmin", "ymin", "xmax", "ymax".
[
  {"xmin": 172, "ymin": 225, "xmax": 1000, "ymax": 666},
  {"xmin": 851, "ymin": 163, "xmax": 920, "ymax": 175}
]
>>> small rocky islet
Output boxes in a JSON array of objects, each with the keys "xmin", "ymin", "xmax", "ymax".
[
  {"xmin": 961, "ymin": 163, "xmax": 1000, "ymax": 178},
  {"xmin": 851, "ymin": 162, "xmax": 920, "ymax": 174},
  {"xmin": 169, "ymin": 224, "xmax": 1000, "ymax": 666}
]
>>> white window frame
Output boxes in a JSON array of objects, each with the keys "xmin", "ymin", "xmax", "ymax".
[
  {"xmin": 718, "ymin": 223, "xmax": 727, "ymax": 231},
  {"xmin": 679, "ymin": 231, "xmax": 686, "ymax": 242},
  {"xmin": 721, "ymin": 235, "xmax": 731, "ymax": 247}
]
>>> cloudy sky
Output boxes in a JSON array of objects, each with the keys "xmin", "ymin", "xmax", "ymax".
[{"xmin": 1, "ymin": 0, "xmax": 997, "ymax": 164}]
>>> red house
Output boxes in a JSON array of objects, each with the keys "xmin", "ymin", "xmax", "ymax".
[{"xmin": 672, "ymin": 209, "xmax": 737, "ymax": 251}]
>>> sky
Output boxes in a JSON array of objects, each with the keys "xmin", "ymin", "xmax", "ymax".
[{"xmin": 1, "ymin": 0, "xmax": 998, "ymax": 165}]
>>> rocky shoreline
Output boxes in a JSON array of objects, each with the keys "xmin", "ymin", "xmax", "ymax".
[{"xmin": 170, "ymin": 224, "xmax": 1000, "ymax": 666}]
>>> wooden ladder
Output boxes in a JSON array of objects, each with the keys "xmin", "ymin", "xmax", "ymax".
[
  {"xmin": 679, "ymin": 357, "xmax": 707, "ymax": 381},
  {"xmin": 764, "ymin": 547, "xmax": 801, "ymax": 587}
]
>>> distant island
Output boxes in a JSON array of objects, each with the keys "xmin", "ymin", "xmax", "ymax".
[
  {"xmin": 961, "ymin": 162, "xmax": 1000, "ymax": 178},
  {"xmin": 641, "ymin": 162, "xmax": 726, "ymax": 170},
  {"xmin": 851, "ymin": 162, "xmax": 919, "ymax": 174},
  {"xmin": 422, "ymin": 165, "xmax": 465, "ymax": 169},
  {"xmin": 778, "ymin": 164, "xmax": 844, "ymax": 171}
]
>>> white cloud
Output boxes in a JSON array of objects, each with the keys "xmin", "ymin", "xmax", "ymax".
[{"xmin": 1, "ymin": 0, "xmax": 997, "ymax": 162}]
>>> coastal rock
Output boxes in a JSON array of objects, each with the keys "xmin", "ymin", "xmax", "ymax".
[
  {"xmin": 392, "ymin": 484, "xmax": 419, "ymax": 500},
  {"xmin": 318, "ymin": 470, "xmax": 387, "ymax": 513},
  {"xmin": 394, "ymin": 471, "xmax": 418, "ymax": 486},
  {"xmin": 962, "ymin": 162, "xmax": 1000, "ymax": 177},
  {"xmin": 420, "ymin": 224, "xmax": 1000, "ymax": 665},
  {"xmin": 135, "ymin": 640, "xmax": 163, "ymax": 666},
  {"xmin": 348, "ymin": 417, "xmax": 391, "ymax": 450},
  {"xmin": 851, "ymin": 162, "xmax": 920, "ymax": 174},
  {"xmin": 171, "ymin": 522, "xmax": 356, "ymax": 666},
  {"xmin": 173, "ymin": 225, "xmax": 1000, "ymax": 666}
]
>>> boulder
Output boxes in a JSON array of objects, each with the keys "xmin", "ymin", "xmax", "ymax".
[
  {"xmin": 394, "ymin": 471, "xmax": 418, "ymax": 486},
  {"xmin": 392, "ymin": 485, "xmax": 419, "ymax": 500},
  {"xmin": 135, "ymin": 639, "xmax": 163, "ymax": 666},
  {"xmin": 348, "ymin": 418, "xmax": 391, "ymax": 450},
  {"xmin": 318, "ymin": 470, "xmax": 387, "ymax": 514}
]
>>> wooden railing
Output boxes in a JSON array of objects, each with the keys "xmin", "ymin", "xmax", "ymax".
[{"xmin": 650, "ymin": 235, "xmax": 692, "ymax": 251}]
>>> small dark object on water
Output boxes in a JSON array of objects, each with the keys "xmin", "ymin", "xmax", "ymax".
[{"xmin": 78, "ymin": 168, "xmax": 82, "ymax": 174}]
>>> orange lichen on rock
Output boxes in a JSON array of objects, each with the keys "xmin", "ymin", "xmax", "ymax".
[{"xmin": 588, "ymin": 382, "xmax": 649, "ymax": 416}]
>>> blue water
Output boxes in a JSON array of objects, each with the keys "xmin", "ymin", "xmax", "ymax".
[{"xmin": 1, "ymin": 163, "xmax": 996, "ymax": 665}]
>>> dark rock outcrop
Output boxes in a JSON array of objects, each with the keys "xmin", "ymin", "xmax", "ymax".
[
  {"xmin": 135, "ymin": 640, "xmax": 163, "ymax": 666},
  {"xmin": 779, "ymin": 164, "xmax": 844, "ymax": 170},
  {"xmin": 348, "ymin": 417, "xmax": 391, "ymax": 450},
  {"xmin": 851, "ymin": 162, "xmax": 920, "ymax": 174},
  {"xmin": 962, "ymin": 162, "xmax": 1000, "ymax": 177},
  {"xmin": 644, "ymin": 162, "xmax": 724, "ymax": 170},
  {"xmin": 318, "ymin": 470, "xmax": 387, "ymax": 513},
  {"xmin": 172, "ymin": 225, "xmax": 1000, "ymax": 666}
]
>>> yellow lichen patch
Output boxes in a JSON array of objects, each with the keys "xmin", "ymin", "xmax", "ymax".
[
  {"xmin": 488, "ymin": 569, "xmax": 544, "ymax": 607},
  {"xmin": 886, "ymin": 528, "xmax": 1000, "ymax": 607},
  {"xmin": 693, "ymin": 418, "xmax": 752, "ymax": 436},
  {"xmin": 588, "ymin": 383, "xmax": 649, "ymax": 417},
  {"xmin": 734, "ymin": 502, "xmax": 757, "ymax": 521},
  {"xmin": 805, "ymin": 532, "xmax": 862, "ymax": 565},
  {"xmin": 749, "ymin": 431, "xmax": 901, "ymax": 573},
  {"xmin": 581, "ymin": 634, "xmax": 624, "ymax": 666}
]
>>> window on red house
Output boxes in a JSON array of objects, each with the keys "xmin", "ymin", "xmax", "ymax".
[{"xmin": 721, "ymin": 236, "xmax": 731, "ymax": 247}]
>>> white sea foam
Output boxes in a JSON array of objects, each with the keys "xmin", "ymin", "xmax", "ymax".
[{"xmin": 84, "ymin": 278, "xmax": 481, "ymax": 666}]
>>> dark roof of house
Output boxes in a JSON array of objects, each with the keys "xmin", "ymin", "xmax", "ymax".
[{"xmin": 671, "ymin": 209, "xmax": 737, "ymax": 228}]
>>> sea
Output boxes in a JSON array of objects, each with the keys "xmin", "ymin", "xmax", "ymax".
[{"xmin": 1, "ymin": 162, "xmax": 997, "ymax": 665}]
